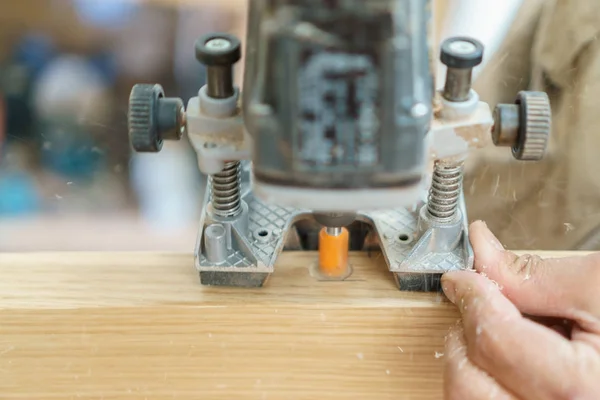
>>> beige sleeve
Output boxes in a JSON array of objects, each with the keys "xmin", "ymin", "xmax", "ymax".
[
  {"xmin": 473, "ymin": 0, "xmax": 545, "ymax": 105},
  {"xmin": 465, "ymin": 0, "xmax": 600, "ymax": 250}
]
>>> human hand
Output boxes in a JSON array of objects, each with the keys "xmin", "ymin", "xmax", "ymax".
[{"xmin": 442, "ymin": 221, "xmax": 600, "ymax": 399}]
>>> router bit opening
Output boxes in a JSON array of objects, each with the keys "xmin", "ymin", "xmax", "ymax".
[{"xmin": 286, "ymin": 219, "xmax": 378, "ymax": 252}]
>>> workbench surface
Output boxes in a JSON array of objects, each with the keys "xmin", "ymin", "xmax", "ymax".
[{"xmin": 0, "ymin": 250, "xmax": 573, "ymax": 399}]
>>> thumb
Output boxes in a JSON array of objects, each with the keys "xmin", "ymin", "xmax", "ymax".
[{"xmin": 469, "ymin": 221, "xmax": 600, "ymax": 328}]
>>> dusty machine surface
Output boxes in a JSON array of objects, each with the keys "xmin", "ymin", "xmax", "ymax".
[{"xmin": 127, "ymin": 0, "xmax": 552, "ymax": 291}]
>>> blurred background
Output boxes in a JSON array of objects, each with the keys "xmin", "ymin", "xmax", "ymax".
[{"xmin": 0, "ymin": 0, "xmax": 598, "ymax": 252}]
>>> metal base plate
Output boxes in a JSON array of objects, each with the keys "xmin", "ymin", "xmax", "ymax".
[{"xmin": 195, "ymin": 163, "xmax": 473, "ymax": 291}]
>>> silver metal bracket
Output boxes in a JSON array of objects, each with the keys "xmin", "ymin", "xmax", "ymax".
[
  {"xmin": 196, "ymin": 163, "xmax": 305, "ymax": 287},
  {"xmin": 195, "ymin": 162, "xmax": 473, "ymax": 291}
]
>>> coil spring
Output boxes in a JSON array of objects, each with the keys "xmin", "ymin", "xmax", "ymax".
[
  {"xmin": 427, "ymin": 161, "xmax": 464, "ymax": 221},
  {"xmin": 210, "ymin": 161, "xmax": 242, "ymax": 217}
]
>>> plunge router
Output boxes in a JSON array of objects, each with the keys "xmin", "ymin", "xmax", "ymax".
[{"xmin": 127, "ymin": 0, "xmax": 551, "ymax": 291}]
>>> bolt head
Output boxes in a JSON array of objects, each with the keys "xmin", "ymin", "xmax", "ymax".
[
  {"xmin": 448, "ymin": 40, "xmax": 477, "ymax": 55},
  {"xmin": 195, "ymin": 33, "xmax": 241, "ymax": 67},
  {"xmin": 205, "ymin": 38, "xmax": 232, "ymax": 51},
  {"xmin": 440, "ymin": 37, "xmax": 484, "ymax": 69}
]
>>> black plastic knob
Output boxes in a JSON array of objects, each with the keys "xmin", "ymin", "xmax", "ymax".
[
  {"xmin": 128, "ymin": 84, "xmax": 186, "ymax": 153},
  {"xmin": 195, "ymin": 33, "xmax": 242, "ymax": 67},
  {"xmin": 441, "ymin": 37, "xmax": 484, "ymax": 69}
]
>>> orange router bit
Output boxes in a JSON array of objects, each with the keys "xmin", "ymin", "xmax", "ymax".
[{"xmin": 318, "ymin": 226, "xmax": 350, "ymax": 278}]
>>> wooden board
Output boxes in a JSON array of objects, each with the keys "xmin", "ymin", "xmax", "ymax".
[{"xmin": 0, "ymin": 250, "xmax": 579, "ymax": 399}]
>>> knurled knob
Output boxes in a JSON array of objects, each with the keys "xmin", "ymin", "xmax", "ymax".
[
  {"xmin": 128, "ymin": 84, "xmax": 186, "ymax": 153},
  {"xmin": 492, "ymin": 91, "xmax": 552, "ymax": 161},
  {"xmin": 513, "ymin": 91, "xmax": 551, "ymax": 161}
]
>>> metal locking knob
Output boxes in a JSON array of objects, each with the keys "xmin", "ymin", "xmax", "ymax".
[
  {"xmin": 492, "ymin": 91, "xmax": 552, "ymax": 161},
  {"xmin": 440, "ymin": 37, "xmax": 484, "ymax": 102},
  {"xmin": 128, "ymin": 84, "xmax": 186, "ymax": 153},
  {"xmin": 195, "ymin": 33, "xmax": 241, "ymax": 99}
]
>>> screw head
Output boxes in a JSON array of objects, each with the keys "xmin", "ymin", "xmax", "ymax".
[
  {"xmin": 448, "ymin": 40, "xmax": 477, "ymax": 55},
  {"xmin": 440, "ymin": 37, "xmax": 484, "ymax": 69},
  {"xmin": 195, "ymin": 33, "xmax": 241, "ymax": 67},
  {"xmin": 205, "ymin": 38, "xmax": 232, "ymax": 51}
]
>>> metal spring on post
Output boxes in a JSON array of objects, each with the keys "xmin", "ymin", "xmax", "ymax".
[
  {"xmin": 427, "ymin": 160, "xmax": 465, "ymax": 222},
  {"xmin": 210, "ymin": 161, "xmax": 242, "ymax": 217}
]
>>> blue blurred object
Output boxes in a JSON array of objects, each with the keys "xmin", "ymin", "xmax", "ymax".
[
  {"xmin": 0, "ymin": 171, "xmax": 40, "ymax": 216},
  {"xmin": 33, "ymin": 54, "xmax": 111, "ymax": 180},
  {"xmin": 73, "ymin": 0, "xmax": 139, "ymax": 30},
  {"xmin": 3, "ymin": 34, "xmax": 57, "ymax": 142},
  {"xmin": 3, "ymin": 65, "xmax": 32, "ymax": 141},
  {"xmin": 13, "ymin": 33, "xmax": 56, "ymax": 79},
  {"xmin": 38, "ymin": 121, "xmax": 105, "ymax": 180}
]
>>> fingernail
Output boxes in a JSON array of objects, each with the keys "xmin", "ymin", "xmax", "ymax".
[
  {"xmin": 481, "ymin": 222, "xmax": 505, "ymax": 252},
  {"xmin": 441, "ymin": 275, "xmax": 457, "ymax": 303}
]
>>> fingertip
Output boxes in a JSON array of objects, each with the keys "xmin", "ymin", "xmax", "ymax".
[
  {"xmin": 442, "ymin": 271, "xmax": 463, "ymax": 303},
  {"xmin": 470, "ymin": 220, "xmax": 504, "ymax": 252},
  {"xmin": 446, "ymin": 270, "xmax": 511, "ymax": 313},
  {"xmin": 469, "ymin": 220, "xmax": 509, "ymax": 272},
  {"xmin": 442, "ymin": 270, "xmax": 482, "ymax": 305},
  {"xmin": 469, "ymin": 220, "xmax": 488, "ymax": 232}
]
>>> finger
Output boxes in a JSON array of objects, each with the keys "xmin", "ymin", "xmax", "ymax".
[
  {"xmin": 469, "ymin": 220, "xmax": 600, "ymax": 329},
  {"xmin": 442, "ymin": 270, "xmax": 581, "ymax": 400},
  {"xmin": 444, "ymin": 324, "xmax": 517, "ymax": 400},
  {"xmin": 572, "ymin": 324, "xmax": 600, "ymax": 354},
  {"xmin": 549, "ymin": 324, "xmax": 571, "ymax": 339},
  {"xmin": 526, "ymin": 315, "xmax": 573, "ymax": 339},
  {"xmin": 570, "ymin": 337, "xmax": 600, "ymax": 398}
]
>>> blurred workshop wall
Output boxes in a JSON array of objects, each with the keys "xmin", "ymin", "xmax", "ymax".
[
  {"xmin": 3, "ymin": 0, "xmax": 598, "ymax": 253},
  {"xmin": 0, "ymin": 0, "xmax": 101, "ymax": 57},
  {"xmin": 0, "ymin": 0, "xmax": 243, "ymax": 251}
]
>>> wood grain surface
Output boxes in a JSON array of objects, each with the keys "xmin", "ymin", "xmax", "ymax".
[{"xmin": 0, "ymin": 250, "xmax": 584, "ymax": 399}]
